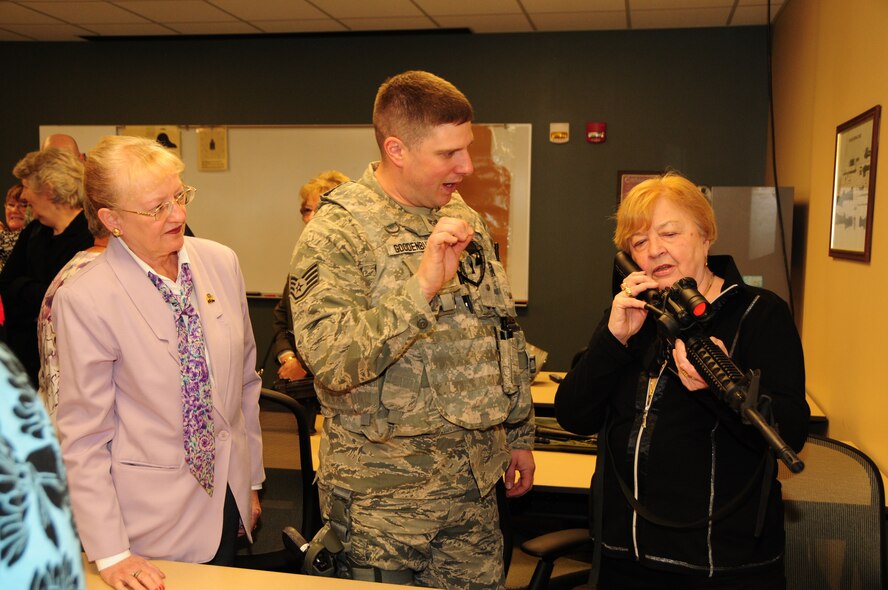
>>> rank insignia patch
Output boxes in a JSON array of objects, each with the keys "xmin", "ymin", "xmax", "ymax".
[{"xmin": 291, "ymin": 263, "xmax": 320, "ymax": 303}]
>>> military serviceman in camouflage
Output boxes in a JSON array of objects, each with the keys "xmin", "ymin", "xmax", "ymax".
[{"xmin": 288, "ymin": 71, "xmax": 536, "ymax": 589}]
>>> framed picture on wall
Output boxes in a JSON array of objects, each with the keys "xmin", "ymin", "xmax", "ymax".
[
  {"xmin": 617, "ymin": 171, "xmax": 659, "ymax": 204},
  {"xmin": 829, "ymin": 105, "xmax": 881, "ymax": 262}
]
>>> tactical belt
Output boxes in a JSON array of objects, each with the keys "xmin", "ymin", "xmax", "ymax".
[{"xmin": 347, "ymin": 561, "xmax": 415, "ymax": 585}]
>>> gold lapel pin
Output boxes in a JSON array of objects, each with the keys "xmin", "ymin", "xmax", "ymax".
[{"xmin": 206, "ymin": 293, "xmax": 216, "ymax": 303}]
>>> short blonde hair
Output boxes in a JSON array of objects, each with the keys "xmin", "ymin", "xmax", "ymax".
[
  {"xmin": 299, "ymin": 170, "xmax": 349, "ymax": 207},
  {"xmin": 614, "ymin": 172, "xmax": 717, "ymax": 252},
  {"xmin": 83, "ymin": 135, "xmax": 184, "ymax": 235},
  {"xmin": 12, "ymin": 148, "xmax": 85, "ymax": 209}
]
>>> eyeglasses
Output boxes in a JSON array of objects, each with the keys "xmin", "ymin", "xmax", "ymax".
[{"xmin": 117, "ymin": 185, "xmax": 196, "ymax": 220}]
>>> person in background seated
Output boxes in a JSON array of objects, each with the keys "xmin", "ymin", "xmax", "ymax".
[
  {"xmin": 0, "ymin": 184, "xmax": 27, "ymax": 271},
  {"xmin": 288, "ymin": 71, "xmax": 535, "ymax": 589},
  {"xmin": 0, "ymin": 149, "xmax": 92, "ymax": 386},
  {"xmin": 53, "ymin": 135, "xmax": 264, "ymax": 589},
  {"xmin": 42, "ymin": 133, "xmax": 86, "ymax": 161},
  {"xmin": 555, "ymin": 172, "xmax": 809, "ymax": 590},
  {"xmin": 37, "ymin": 203, "xmax": 110, "ymax": 423},
  {"xmin": 270, "ymin": 170, "xmax": 349, "ymax": 431},
  {"xmin": 272, "ymin": 169, "xmax": 349, "ymax": 384},
  {"xmin": 0, "ymin": 341, "xmax": 85, "ymax": 590}
]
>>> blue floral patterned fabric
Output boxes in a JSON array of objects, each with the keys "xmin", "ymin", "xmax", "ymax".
[{"xmin": 0, "ymin": 342, "xmax": 84, "ymax": 589}]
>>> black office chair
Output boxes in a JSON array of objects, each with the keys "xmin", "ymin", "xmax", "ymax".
[
  {"xmin": 259, "ymin": 387, "xmax": 321, "ymax": 539},
  {"xmin": 519, "ymin": 528, "xmax": 593, "ymax": 590},
  {"xmin": 779, "ymin": 435, "xmax": 886, "ymax": 590},
  {"xmin": 234, "ymin": 388, "xmax": 321, "ymax": 572},
  {"xmin": 517, "ymin": 471, "xmax": 594, "ymax": 590}
]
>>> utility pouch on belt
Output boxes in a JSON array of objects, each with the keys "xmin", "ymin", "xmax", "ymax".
[{"xmin": 497, "ymin": 317, "xmax": 529, "ymax": 395}]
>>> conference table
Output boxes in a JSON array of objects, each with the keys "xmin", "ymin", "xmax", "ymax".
[{"xmin": 82, "ymin": 555, "xmax": 405, "ymax": 590}]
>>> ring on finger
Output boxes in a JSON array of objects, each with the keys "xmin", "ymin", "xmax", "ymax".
[
  {"xmin": 680, "ymin": 368, "xmax": 690, "ymax": 378},
  {"xmin": 621, "ymin": 283, "xmax": 633, "ymax": 297},
  {"xmin": 132, "ymin": 570, "xmax": 142, "ymax": 579}
]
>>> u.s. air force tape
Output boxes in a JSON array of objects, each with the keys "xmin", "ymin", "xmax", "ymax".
[
  {"xmin": 290, "ymin": 263, "xmax": 320, "ymax": 303},
  {"xmin": 387, "ymin": 241, "xmax": 426, "ymax": 255}
]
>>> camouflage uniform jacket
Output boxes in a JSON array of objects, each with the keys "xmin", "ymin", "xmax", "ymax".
[{"xmin": 289, "ymin": 163, "xmax": 534, "ymax": 498}]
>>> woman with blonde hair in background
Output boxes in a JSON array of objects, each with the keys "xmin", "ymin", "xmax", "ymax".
[{"xmin": 271, "ymin": 169, "xmax": 350, "ymax": 383}]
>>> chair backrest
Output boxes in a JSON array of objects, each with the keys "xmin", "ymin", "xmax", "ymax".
[
  {"xmin": 233, "ymin": 389, "xmax": 319, "ymax": 572},
  {"xmin": 260, "ymin": 388, "xmax": 321, "ymax": 539},
  {"xmin": 778, "ymin": 436, "xmax": 886, "ymax": 590}
]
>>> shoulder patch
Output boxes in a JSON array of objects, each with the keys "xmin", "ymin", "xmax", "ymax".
[{"xmin": 290, "ymin": 263, "xmax": 320, "ymax": 304}]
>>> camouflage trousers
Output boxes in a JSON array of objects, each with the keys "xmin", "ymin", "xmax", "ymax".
[{"xmin": 319, "ymin": 482, "xmax": 505, "ymax": 590}]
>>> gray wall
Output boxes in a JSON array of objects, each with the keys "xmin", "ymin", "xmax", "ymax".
[{"xmin": 1, "ymin": 27, "xmax": 769, "ymax": 369}]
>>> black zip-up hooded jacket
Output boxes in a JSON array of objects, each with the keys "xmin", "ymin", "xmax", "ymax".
[{"xmin": 556, "ymin": 256, "xmax": 809, "ymax": 578}]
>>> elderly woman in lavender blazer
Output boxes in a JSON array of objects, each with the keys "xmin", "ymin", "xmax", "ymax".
[{"xmin": 54, "ymin": 136, "xmax": 264, "ymax": 590}]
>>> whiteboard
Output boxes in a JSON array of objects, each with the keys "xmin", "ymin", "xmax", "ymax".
[
  {"xmin": 39, "ymin": 124, "xmax": 532, "ymax": 302},
  {"xmin": 181, "ymin": 126, "xmax": 380, "ymax": 297}
]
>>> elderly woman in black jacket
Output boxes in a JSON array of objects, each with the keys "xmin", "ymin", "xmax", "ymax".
[
  {"xmin": 0, "ymin": 149, "xmax": 92, "ymax": 385},
  {"xmin": 555, "ymin": 172, "xmax": 809, "ymax": 590}
]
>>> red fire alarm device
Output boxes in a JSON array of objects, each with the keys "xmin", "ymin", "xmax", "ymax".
[{"xmin": 587, "ymin": 122, "xmax": 606, "ymax": 143}]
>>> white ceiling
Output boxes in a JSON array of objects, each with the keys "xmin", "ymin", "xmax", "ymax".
[{"xmin": 0, "ymin": 0, "xmax": 786, "ymax": 42}]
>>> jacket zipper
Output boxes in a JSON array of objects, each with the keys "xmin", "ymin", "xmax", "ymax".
[{"xmin": 631, "ymin": 362, "xmax": 665, "ymax": 559}]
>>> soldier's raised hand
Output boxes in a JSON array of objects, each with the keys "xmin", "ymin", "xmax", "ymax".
[{"xmin": 417, "ymin": 217, "xmax": 473, "ymax": 301}]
